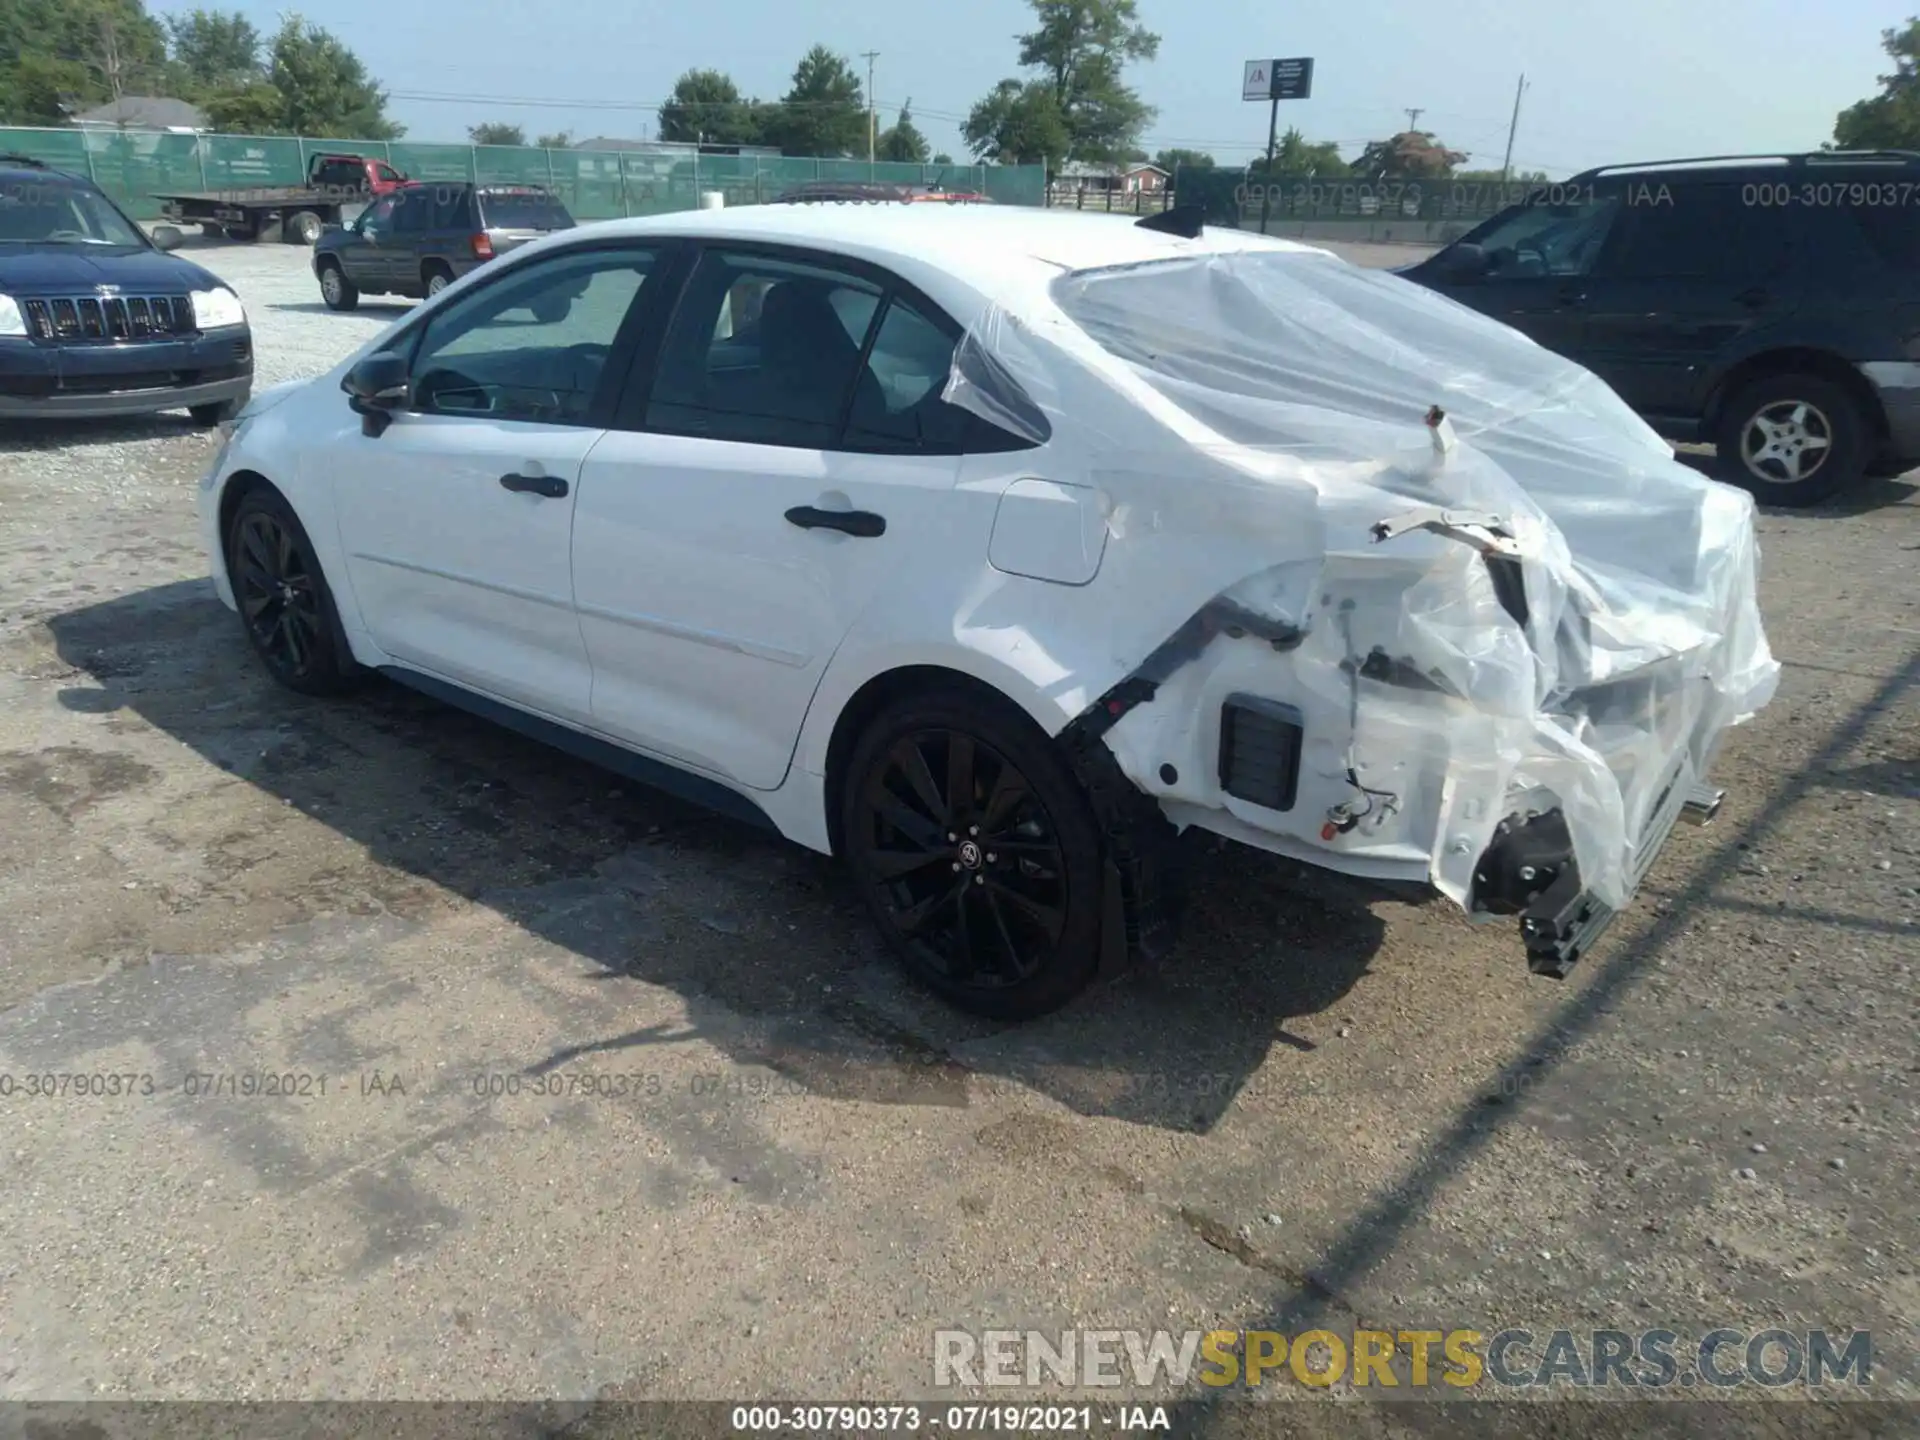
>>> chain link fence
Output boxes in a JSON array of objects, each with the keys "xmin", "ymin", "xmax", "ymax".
[{"xmin": 0, "ymin": 127, "xmax": 1048, "ymax": 220}]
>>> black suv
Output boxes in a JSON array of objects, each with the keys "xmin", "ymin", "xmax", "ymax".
[
  {"xmin": 313, "ymin": 182, "xmax": 575, "ymax": 309},
  {"xmin": 1403, "ymin": 150, "xmax": 1920, "ymax": 505},
  {"xmin": 1, "ymin": 155, "xmax": 252, "ymax": 424}
]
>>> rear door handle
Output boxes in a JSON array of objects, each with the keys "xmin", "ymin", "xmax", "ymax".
[
  {"xmin": 1556, "ymin": 283, "xmax": 1588, "ymax": 306},
  {"xmin": 1736, "ymin": 286, "xmax": 1771, "ymax": 308},
  {"xmin": 500, "ymin": 471, "xmax": 568, "ymax": 498},
  {"xmin": 785, "ymin": 505, "xmax": 886, "ymax": 538}
]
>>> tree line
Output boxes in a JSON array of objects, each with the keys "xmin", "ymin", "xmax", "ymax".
[{"xmin": 0, "ymin": 1, "xmax": 402, "ymax": 137}]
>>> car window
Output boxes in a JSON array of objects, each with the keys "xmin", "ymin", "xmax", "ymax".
[
  {"xmin": 646, "ymin": 250, "xmax": 883, "ymax": 448},
  {"xmin": 374, "ymin": 163, "xmax": 400, "ymax": 184},
  {"xmin": 407, "ymin": 247, "xmax": 656, "ymax": 425},
  {"xmin": 1596, "ymin": 183, "xmax": 1782, "ymax": 280},
  {"xmin": 478, "ymin": 191, "xmax": 573, "ymax": 230},
  {"xmin": 390, "ymin": 188, "xmax": 429, "ymax": 234},
  {"xmin": 1843, "ymin": 201, "xmax": 1920, "ymax": 270},
  {"xmin": 359, "ymin": 195, "xmax": 398, "ymax": 233},
  {"xmin": 0, "ymin": 180, "xmax": 144, "ymax": 246},
  {"xmin": 1467, "ymin": 194, "xmax": 1622, "ymax": 280},
  {"xmin": 842, "ymin": 295, "xmax": 972, "ymax": 452}
]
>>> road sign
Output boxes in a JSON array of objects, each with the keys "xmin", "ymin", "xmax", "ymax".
[
  {"xmin": 1272, "ymin": 57, "xmax": 1314, "ymax": 100},
  {"xmin": 1243, "ymin": 56, "xmax": 1315, "ymax": 102}
]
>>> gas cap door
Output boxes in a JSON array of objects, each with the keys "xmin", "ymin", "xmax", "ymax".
[{"xmin": 987, "ymin": 477, "xmax": 1111, "ymax": 586}]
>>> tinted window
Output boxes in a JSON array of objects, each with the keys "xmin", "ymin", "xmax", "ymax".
[
  {"xmin": 1598, "ymin": 183, "xmax": 1783, "ymax": 279},
  {"xmin": 374, "ymin": 163, "xmax": 401, "ymax": 184},
  {"xmin": 843, "ymin": 296, "xmax": 971, "ymax": 451},
  {"xmin": 407, "ymin": 247, "xmax": 655, "ymax": 424},
  {"xmin": 479, "ymin": 192, "xmax": 573, "ymax": 230},
  {"xmin": 358, "ymin": 195, "xmax": 398, "ymax": 233},
  {"xmin": 1465, "ymin": 194, "xmax": 1622, "ymax": 279},
  {"xmin": 1848, "ymin": 202, "xmax": 1920, "ymax": 269},
  {"xmin": 646, "ymin": 251, "xmax": 883, "ymax": 447},
  {"xmin": 390, "ymin": 188, "xmax": 429, "ymax": 233}
]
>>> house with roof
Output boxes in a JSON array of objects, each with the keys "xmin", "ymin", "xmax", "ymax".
[
  {"xmin": 1053, "ymin": 160, "xmax": 1170, "ymax": 196},
  {"xmin": 70, "ymin": 96, "xmax": 209, "ymax": 133}
]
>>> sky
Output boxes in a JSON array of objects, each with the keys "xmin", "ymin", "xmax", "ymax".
[{"xmin": 153, "ymin": 0, "xmax": 1909, "ymax": 174}]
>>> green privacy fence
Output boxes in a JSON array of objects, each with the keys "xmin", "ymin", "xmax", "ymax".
[
  {"xmin": 1173, "ymin": 166, "xmax": 1535, "ymax": 229},
  {"xmin": 0, "ymin": 126, "xmax": 1047, "ymax": 220}
]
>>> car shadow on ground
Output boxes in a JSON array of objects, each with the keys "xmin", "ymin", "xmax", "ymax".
[
  {"xmin": 44, "ymin": 581, "xmax": 1385, "ymax": 1136},
  {"xmin": 266, "ymin": 301, "xmax": 416, "ymax": 317},
  {"xmin": 1672, "ymin": 449, "xmax": 1918, "ymax": 514},
  {"xmin": 0, "ymin": 413, "xmax": 214, "ymax": 448}
]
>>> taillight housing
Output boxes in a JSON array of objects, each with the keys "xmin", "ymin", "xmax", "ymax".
[{"xmin": 471, "ymin": 232, "xmax": 494, "ymax": 260}]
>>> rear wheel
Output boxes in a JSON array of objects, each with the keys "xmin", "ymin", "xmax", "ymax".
[
  {"xmin": 317, "ymin": 259, "xmax": 359, "ymax": 312},
  {"xmin": 1714, "ymin": 373, "xmax": 1870, "ymax": 507},
  {"xmin": 840, "ymin": 687, "xmax": 1108, "ymax": 1021},
  {"xmin": 226, "ymin": 487, "xmax": 362, "ymax": 697},
  {"xmin": 222, "ymin": 219, "xmax": 260, "ymax": 242},
  {"xmin": 424, "ymin": 263, "xmax": 454, "ymax": 298},
  {"xmin": 283, "ymin": 210, "xmax": 324, "ymax": 245}
]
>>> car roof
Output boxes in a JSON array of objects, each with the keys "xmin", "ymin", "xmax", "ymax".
[
  {"xmin": 1570, "ymin": 149, "xmax": 1920, "ymax": 184},
  {"xmin": 563, "ymin": 203, "xmax": 1318, "ymax": 312}
]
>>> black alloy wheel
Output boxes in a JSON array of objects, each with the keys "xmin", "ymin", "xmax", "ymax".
[
  {"xmin": 227, "ymin": 489, "xmax": 360, "ymax": 696},
  {"xmin": 842, "ymin": 688, "xmax": 1106, "ymax": 1020}
]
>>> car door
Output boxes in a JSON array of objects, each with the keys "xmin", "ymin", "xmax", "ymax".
[
  {"xmin": 340, "ymin": 192, "xmax": 399, "ymax": 292},
  {"xmin": 570, "ymin": 245, "xmax": 1020, "ymax": 791},
  {"xmin": 325, "ymin": 241, "xmax": 665, "ymax": 721},
  {"xmin": 1410, "ymin": 190, "xmax": 1623, "ymax": 359},
  {"xmin": 1577, "ymin": 181, "xmax": 1807, "ymax": 420},
  {"xmin": 383, "ymin": 183, "xmax": 434, "ymax": 291}
]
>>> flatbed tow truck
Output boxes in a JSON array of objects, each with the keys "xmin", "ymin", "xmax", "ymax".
[{"xmin": 153, "ymin": 153, "xmax": 409, "ymax": 245}]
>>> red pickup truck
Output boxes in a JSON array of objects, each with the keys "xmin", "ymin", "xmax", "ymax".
[{"xmin": 155, "ymin": 153, "xmax": 410, "ymax": 245}]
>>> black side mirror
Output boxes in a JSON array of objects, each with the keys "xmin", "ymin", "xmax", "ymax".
[
  {"xmin": 343, "ymin": 351, "xmax": 409, "ymax": 437},
  {"xmin": 151, "ymin": 224, "xmax": 183, "ymax": 252},
  {"xmin": 1435, "ymin": 242, "xmax": 1489, "ymax": 281}
]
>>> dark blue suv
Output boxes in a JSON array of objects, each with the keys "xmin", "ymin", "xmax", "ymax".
[{"xmin": 1, "ymin": 154, "xmax": 252, "ymax": 424}]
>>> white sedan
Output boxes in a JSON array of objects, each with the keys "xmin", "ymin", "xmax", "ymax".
[{"xmin": 198, "ymin": 202, "xmax": 1778, "ymax": 1019}]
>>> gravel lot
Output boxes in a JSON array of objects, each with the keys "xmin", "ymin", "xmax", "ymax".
[{"xmin": 0, "ymin": 233, "xmax": 1915, "ymax": 1428}]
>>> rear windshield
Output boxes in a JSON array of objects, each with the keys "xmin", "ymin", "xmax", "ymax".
[{"xmin": 478, "ymin": 192, "xmax": 572, "ymax": 230}]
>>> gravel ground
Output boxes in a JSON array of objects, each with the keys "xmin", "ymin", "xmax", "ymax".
[{"xmin": 0, "ymin": 234, "xmax": 1915, "ymax": 1430}]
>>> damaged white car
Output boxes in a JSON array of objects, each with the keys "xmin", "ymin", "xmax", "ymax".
[{"xmin": 198, "ymin": 202, "xmax": 1779, "ymax": 1019}]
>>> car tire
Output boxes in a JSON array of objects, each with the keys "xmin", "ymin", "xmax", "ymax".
[
  {"xmin": 317, "ymin": 260, "xmax": 359, "ymax": 312},
  {"xmin": 283, "ymin": 210, "xmax": 324, "ymax": 245},
  {"xmin": 188, "ymin": 397, "xmax": 244, "ymax": 426},
  {"xmin": 1714, "ymin": 373, "xmax": 1870, "ymax": 507},
  {"xmin": 839, "ymin": 685, "xmax": 1109, "ymax": 1021},
  {"xmin": 424, "ymin": 264, "xmax": 454, "ymax": 298},
  {"xmin": 225, "ymin": 486, "xmax": 363, "ymax": 697}
]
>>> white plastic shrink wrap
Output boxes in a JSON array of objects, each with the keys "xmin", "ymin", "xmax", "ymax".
[{"xmin": 943, "ymin": 243, "xmax": 1778, "ymax": 915}]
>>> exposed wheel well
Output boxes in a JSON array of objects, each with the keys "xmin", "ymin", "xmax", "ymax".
[
  {"xmin": 1705, "ymin": 348, "xmax": 1887, "ymax": 445},
  {"xmin": 821, "ymin": 665, "xmax": 1048, "ymax": 858},
  {"xmin": 422, "ymin": 258, "xmax": 454, "ymax": 283},
  {"xmin": 216, "ymin": 469, "xmax": 279, "ymax": 576}
]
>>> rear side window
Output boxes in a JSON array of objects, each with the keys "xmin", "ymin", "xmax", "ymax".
[
  {"xmin": 1598, "ymin": 182, "xmax": 1791, "ymax": 279},
  {"xmin": 1846, "ymin": 202, "xmax": 1920, "ymax": 269},
  {"xmin": 479, "ymin": 191, "xmax": 573, "ymax": 230}
]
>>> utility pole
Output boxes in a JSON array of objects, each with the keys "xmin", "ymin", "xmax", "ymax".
[
  {"xmin": 1404, "ymin": 107, "xmax": 1424, "ymax": 133},
  {"xmin": 1258, "ymin": 92, "xmax": 1280, "ymax": 235},
  {"xmin": 1500, "ymin": 74, "xmax": 1528, "ymax": 184},
  {"xmin": 861, "ymin": 50, "xmax": 879, "ymax": 174}
]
